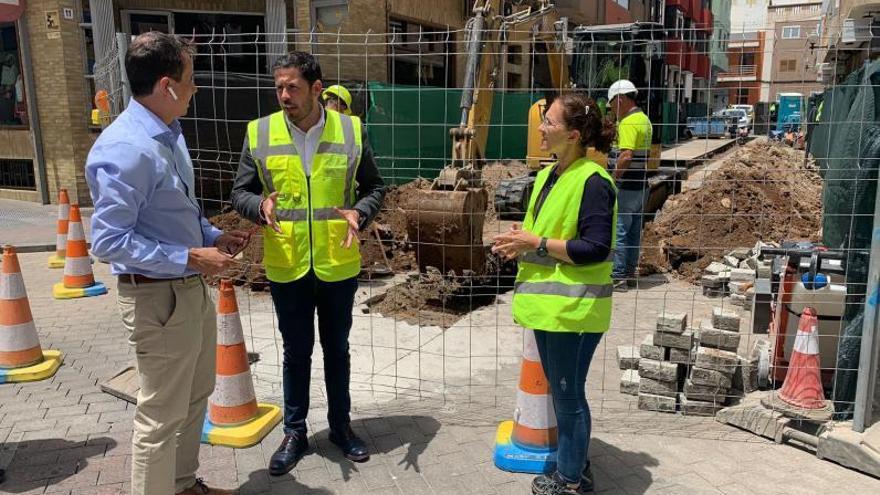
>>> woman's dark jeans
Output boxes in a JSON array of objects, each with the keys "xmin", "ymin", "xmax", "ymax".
[{"xmin": 533, "ymin": 330, "xmax": 603, "ymax": 483}]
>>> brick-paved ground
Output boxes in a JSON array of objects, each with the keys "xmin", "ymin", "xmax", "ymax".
[{"xmin": 2, "ymin": 251, "xmax": 880, "ymax": 494}]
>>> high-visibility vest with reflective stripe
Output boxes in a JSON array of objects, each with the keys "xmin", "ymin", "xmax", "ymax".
[
  {"xmin": 608, "ymin": 108, "xmax": 652, "ymax": 170},
  {"xmin": 247, "ymin": 110, "xmax": 363, "ymax": 283},
  {"xmin": 512, "ymin": 158, "xmax": 618, "ymax": 333}
]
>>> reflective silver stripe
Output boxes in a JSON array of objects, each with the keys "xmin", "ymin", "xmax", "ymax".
[
  {"xmin": 340, "ymin": 115, "xmax": 358, "ymax": 208},
  {"xmin": 266, "ymin": 144, "xmax": 298, "ymax": 157},
  {"xmin": 275, "ymin": 208, "xmax": 344, "ymax": 222},
  {"xmin": 316, "ymin": 142, "xmax": 347, "ymax": 154},
  {"xmin": 514, "ymin": 281, "xmax": 613, "ymax": 299},
  {"xmin": 253, "ymin": 118, "xmax": 276, "ymax": 193},
  {"xmin": 313, "ymin": 207, "xmax": 340, "ymax": 221},
  {"xmin": 276, "ymin": 209, "xmax": 308, "ymax": 222},
  {"xmin": 521, "ymin": 253, "xmax": 556, "ymax": 267}
]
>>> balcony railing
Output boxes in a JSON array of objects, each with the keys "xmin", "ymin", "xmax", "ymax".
[{"xmin": 717, "ymin": 65, "xmax": 757, "ymax": 80}]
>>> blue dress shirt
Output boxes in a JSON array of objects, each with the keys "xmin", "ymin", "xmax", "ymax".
[{"xmin": 85, "ymin": 99, "xmax": 222, "ymax": 278}]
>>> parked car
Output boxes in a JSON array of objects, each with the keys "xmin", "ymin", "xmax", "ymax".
[
  {"xmin": 730, "ymin": 104, "xmax": 755, "ymax": 123},
  {"xmin": 720, "ymin": 108, "xmax": 751, "ymax": 131}
]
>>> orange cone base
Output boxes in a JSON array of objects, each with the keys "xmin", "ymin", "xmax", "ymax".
[
  {"xmin": 0, "ymin": 350, "xmax": 63, "ymax": 384},
  {"xmin": 760, "ymin": 393, "xmax": 834, "ymax": 421},
  {"xmin": 493, "ymin": 420, "xmax": 557, "ymax": 474},
  {"xmin": 53, "ymin": 282, "xmax": 107, "ymax": 300},
  {"xmin": 47, "ymin": 255, "xmax": 65, "ymax": 269},
  {"xmin": 201, "ymin": 403, "xmax": 281, "ymax": 448}
]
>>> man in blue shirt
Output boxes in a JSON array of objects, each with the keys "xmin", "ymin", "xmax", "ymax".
[{"xmin": 85, "ymin": 32, "xmax": 245, "ymax": 495}]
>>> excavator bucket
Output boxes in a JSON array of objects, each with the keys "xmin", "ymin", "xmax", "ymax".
[{"xmin": 403, "ymin": 188, "xmax": 488, "ymax": 275}]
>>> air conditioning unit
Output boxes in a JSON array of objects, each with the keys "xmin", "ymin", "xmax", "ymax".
[{"xmin": 842, "ymin": 17, "xmax": 873, "ymax": 44}]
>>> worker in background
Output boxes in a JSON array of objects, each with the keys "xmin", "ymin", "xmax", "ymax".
[
  {"xmin": 323, "ymin": 84, "xmax": 352, "ymax": 115},
  {"xmin": 492, "ymin": 92, "xmax": 617, "ymax": 495},
  {"xmin": 85, "ymin": 32, "xmax": 245, "ymax": 495},
  {"xmin": 230, "ymin": 52, "xmax": 385, "ymax": 475},
  {"xmin": 607, "ymin": 79, "xmax": 652, "ymax": 291}
]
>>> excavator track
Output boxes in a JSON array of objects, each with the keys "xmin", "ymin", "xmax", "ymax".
[{"xmin": 494, "ymin": 175, "xmax": 535, "ymax": 221}]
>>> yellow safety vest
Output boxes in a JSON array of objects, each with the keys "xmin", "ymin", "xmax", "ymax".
[
  {"xmin": 512, "ymin": 158, "xmax": 617, "ymax": 332},
  {"xmin": 247, "ymin": 110, "xmax": 363, "ymax": 283}
]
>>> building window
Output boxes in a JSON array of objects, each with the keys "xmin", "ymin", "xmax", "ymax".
[
  {"xmin": 388, "ymin": 18, "xmax": 455, "ymax": 87},
  {"xmin": 615, "ymin": 0, "xmax": 630, "ymax": 8},
  {"xmin": 782, "ymin": 25, "xmax": 801, "ymax": 39},
  {"xmin": 0, "ymin": 22, "xmax": 27, "ymax": 127},
  {"xmin": 311, "ymin": 0, "xmax": 349, "ymax": 30},
  {"xmin": 779, "ymin": 59, "xmax": 797, "ymax": 72},
  {"xmin": 736, "ymin": 88, "xmax": 749, "ymax": 105},
  {"xmin": 0, "ymin": 159, "xmax": 36, "ymax": 191}
]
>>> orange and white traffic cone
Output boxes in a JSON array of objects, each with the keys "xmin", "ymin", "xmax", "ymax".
[
  {"xmin": 53, "ymin": 205, "xmax": 106, "ymax": 299},
  {"xmin": 201, "ymin": 280, "xmax": 280, "ymax": 448},
  {"xmin": 762, "ymin": 307, "xmax": 833, "ymax": 420},
  {"xmin": 47, "ymin": 189, "xmax": 69, "ymax": 269},
  {"xmin": 1, "ymin": 245, "xmax": 63, "ymax": 383},
  {"xmin": 209, "ymin": 280, "xmax": 259, "ymax": 425},
  {"xmin": 494, "ymin": 328, "xmax": 557, "ymax": 474}
]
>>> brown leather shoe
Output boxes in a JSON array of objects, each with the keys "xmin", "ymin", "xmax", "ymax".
[{"xmin": 176, "ymin": 478, "xmax": 238, "ymax": 495}]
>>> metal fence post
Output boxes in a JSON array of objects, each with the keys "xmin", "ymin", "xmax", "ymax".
[
  {"xmin": 853, "ymin": 147, "xmax": 880, "ymax": 433},
  {"xmin": 115, "ymin": 33, "xmax": 132, "ymax": 109}
]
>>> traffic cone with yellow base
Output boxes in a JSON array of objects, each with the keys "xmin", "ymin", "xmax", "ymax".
[
  {"xmin": 494, "ymin": 328, "xmax": 558, "ymax": 473},
  {"xmin": 53, "ymin": 205, "xmax": 107, "ymax": 299},
  {"xmin": 1, "ymin": 245, "xmax": 63, "ymax": 383},
  {"xmin": 47, "ymin": 189, "xmax": 69, "ymax": 269},
  {"xmin": 201, "ymin": 280, "xmax": 280, "ymax": 448}
]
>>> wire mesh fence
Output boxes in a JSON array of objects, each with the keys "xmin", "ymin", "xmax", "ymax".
[{"xmin": 90, "ymin": 22, "xmax": 879, "ymax": 425}]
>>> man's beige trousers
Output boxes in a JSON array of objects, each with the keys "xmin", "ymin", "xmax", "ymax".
[{"xmin": 117, "ymin": 276, "xmax": 216, "ymax": 495}]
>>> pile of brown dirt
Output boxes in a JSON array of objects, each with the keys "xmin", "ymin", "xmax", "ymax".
[
  {"xmin": 639, "ymin": 141, "xmax": 823, "ymax": 281},
  {"xmin": 359, "ymin": 179, "xmax": 431, "ymax": 273},
  {"xmin": 369, "ymin": 267, "xmax": 498, "ymax": 328}
]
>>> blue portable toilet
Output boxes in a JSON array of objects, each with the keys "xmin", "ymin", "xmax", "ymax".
[{"xmin": 776, "ymin": 93, "xmax": 804, "ymax": 132}]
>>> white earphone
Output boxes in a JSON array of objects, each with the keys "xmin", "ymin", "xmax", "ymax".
[{"xmin": 168, "ymin": 87, "xmax": 179, "ymax": 101}]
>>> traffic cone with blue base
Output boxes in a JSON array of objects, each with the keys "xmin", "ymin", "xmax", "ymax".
[
  {"xmin": 53, "ymin": 205, "xmax": 106, "ymax": 299},
  {"xmin": 494, "ymin": 328, "xmax": 558, "ymax": 474}
]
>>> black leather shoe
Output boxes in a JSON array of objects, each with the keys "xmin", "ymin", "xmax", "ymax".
[
  {"xmin": 329, "ymin": 426, "xmax": 370, "ymax": 462},
  {"xmin": 269, "ymin": 432, "xmax": 309, "ymax": 476}
]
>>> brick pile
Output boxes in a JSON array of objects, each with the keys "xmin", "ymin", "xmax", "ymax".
[
  {"xmin": 618, "ymin": 308, "xmax": 748, "ymax": 416},
  {"xmin": 700, "ymin": 242, "xmax": 772, "ymax": 306}
]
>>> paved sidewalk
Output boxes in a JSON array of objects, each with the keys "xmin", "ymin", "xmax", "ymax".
[
  {"xmin": 1, "ymin": 252, "xmax": 879, "ymax": 494},
  {"xmin": 0, "ymin": 199, "xmax": 92, "ymax": 249}
]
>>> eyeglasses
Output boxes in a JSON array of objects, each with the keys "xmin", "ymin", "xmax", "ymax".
[{"xmin": 541, "ymin": 116, "xmax": 559, "ymax": 127}]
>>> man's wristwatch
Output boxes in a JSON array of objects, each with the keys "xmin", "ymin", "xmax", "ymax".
[{"xmin": 536, "ymin": 237, "xmax": 549, "ymax": 257}]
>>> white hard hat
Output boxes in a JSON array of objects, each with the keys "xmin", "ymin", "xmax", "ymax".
[{"xmin": 608, "ymin": 79, "xmax": 638, "ymax": 102}]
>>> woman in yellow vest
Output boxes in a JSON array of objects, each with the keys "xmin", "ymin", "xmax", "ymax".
[{"xmin": 493, "ymin": 92, "xmax": 617, "ymax": 495}]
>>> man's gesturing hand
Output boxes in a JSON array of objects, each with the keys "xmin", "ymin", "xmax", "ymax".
[
  {"xmin": 334, "ymin": 207, "xmax": 361, "ymax": 249},
  {"xmin": 261, "ymin": 191, "xmax": 283, "ymax": 233}
]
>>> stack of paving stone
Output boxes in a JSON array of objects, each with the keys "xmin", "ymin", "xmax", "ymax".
[
  {"xmin": 700, "ymin": 242, "xmax": 772, "ymax": 304},
  {"xmin": 635, "ymin": 312, "xmax": 693, "ymax": 412},
  {"xmin": 681, "ymin": 308, "xmax": 742, "ymax": 415},
  {"xmin": 616, "ymin": 344, "xmax": 641, "ymax": 396}
]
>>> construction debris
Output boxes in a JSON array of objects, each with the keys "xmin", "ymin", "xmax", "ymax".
[{"xmin": 640, "ymin": 141, "xmax": 822, "ymax": 282}]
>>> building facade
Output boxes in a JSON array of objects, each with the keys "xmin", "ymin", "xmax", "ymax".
[
  {"xmin": 765, "ymin": 0, "xmax": 824, "ymax": 100},
  {"xmin": 710, "ymin": 0, "xmax": 732, "ymax": 110},
  {"xmin": 717, "ymin": 30, "xmax": 767, "ymax": 105},
  {"xmin": 817, "ymin": 0, "xmax": 880, "ymax": 83},
  {"xmin": 662, "ymin": 0, "xmax": 713, "ymax": 104},
  {"xmin": 0, "ymin": 0, "xmax": 473, "ymax": 204}
]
